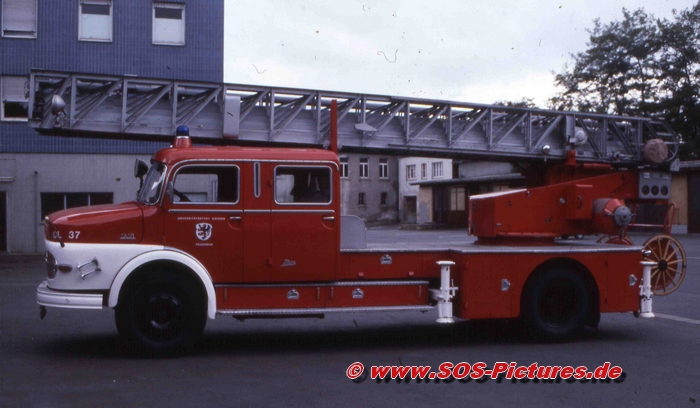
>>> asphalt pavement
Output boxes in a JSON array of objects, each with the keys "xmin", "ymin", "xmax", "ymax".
[{"xmin": 0, "ymin": 228, "xmax": 698, "ymax": 407}]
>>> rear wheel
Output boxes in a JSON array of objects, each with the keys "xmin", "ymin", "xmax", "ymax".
[
  {"xmin": 522, "ymin": 268, "xmax": 589, "ymax": 341},
  {"xmin": 115, "ymin": 274, "xmax": 206, "ymax": 356}
]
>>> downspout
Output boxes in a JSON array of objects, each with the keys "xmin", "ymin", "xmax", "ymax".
[{"xmin": 34, "ymin": 170, "xmax": 38, "ymax": 253}]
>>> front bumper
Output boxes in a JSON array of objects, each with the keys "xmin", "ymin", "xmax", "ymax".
[{"xmin": 37, "ymin": 281, "xmax": 103, "ymax": 310}]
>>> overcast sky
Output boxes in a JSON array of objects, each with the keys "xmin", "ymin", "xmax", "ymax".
[{"xmin": 224, "ymin": 0, "xmax": 697, "ymax": 107}]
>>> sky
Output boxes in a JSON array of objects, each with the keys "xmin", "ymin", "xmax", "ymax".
[{"xmin": 224, "ymin": 0, "xmax": 698, "ymax": 107}]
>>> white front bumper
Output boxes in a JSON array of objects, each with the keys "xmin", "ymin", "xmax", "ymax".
[{"xmin": 37, "ymin": 281, "xmax": 104, "ymax": 310}]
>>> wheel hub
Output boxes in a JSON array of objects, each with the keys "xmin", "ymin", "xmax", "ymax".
[{"xmin": 148, "ymin": 293, "xmax": 182, "ymax": 330}]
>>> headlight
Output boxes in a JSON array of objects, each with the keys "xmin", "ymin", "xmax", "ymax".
[{"xmin": 45, "ymin": 252, "xmax": 57, "ymax": 279}]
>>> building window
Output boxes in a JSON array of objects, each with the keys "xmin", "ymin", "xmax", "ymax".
[
  {"xmin": 79, "ymin": 1, "xmax": 112, "ymax": 42},
  {"xmin": 421, "ymin": 163, "xmax": 427, "ymax": 179},
  {"xmin": 359, "ymin": 158, "xmax": 369, "ymax": 179},
  {"xmin": 1, "ymin": 76, "xmax": 28, "ymax": 121},
  {"xmin": 380, "ymin": 192, "xmax": 388, "ymax": 206},
  {"xmin": 406, "ymin": 164, "xmax": 416, "ymax": 180},
  {"xmin": 379, "ymin": 158, "xmax": 389, "ymax": 179},
  {"xmin": 2, "ymin": 0, "xmax": 37, "ymax": 39},
  {"xmin": 340, "ymin": 157, "xmax": 349, "ymax": 178},
  {"xmin": 358, "ymin": 192, "xmax": 365, "ymax": 206},
  {"xmin": 450, "ymin": 187, "xmax": 465, "ymax": 211},
  {"xmin": 41, "ymin": 192, "xmax": 113, "ymax": 220},
  {"xmin": 432, "ymin": 162, "xmax": 443, "ymax": 178},
  {"xmin": 153, "ymin": 2, "xmax": 185, "ymax": 46}
]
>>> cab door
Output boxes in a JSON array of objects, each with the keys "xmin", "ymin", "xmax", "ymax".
[
  {"xmin": 163, "ymin": 163, "xmax": 243, "ymax": 283},
  {"xmin": 270, "ymin": 165, "xmax": 336, "ymax": 282}
]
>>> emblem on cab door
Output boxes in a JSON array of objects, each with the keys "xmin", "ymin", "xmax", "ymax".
[
  {"xmin": 196, "ymin": 223, "xmax": 213, "ymax": 241},
  {"xmin": 380, "ymin": 254, "xmax": 392, "ymax": 265}
]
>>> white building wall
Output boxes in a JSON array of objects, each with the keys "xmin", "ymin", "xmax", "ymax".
[
  {"xmin": 0, "ymin": 153, "xmax": 150, "ymax": 253},
  {"xmin": 398, "ymin": 157, "xmax": 452, "ymax": 223}
]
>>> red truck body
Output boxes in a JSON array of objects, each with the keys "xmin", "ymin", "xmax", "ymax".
[{"xmin": 38, "ymin": 139, "xmax": 648, "ymax": 355}]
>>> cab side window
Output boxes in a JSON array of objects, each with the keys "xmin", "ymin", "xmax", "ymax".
[
  {"xmin": 172, "ymin": 165, "xmax": 239, "ymax": 204},
  {"xmin": 275, "ymin": 166, "xmax": 331, "ymax": 204}
]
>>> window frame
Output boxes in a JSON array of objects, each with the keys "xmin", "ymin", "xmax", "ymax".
[
  {"xmin": 359, "ymin": 158, "xmax": 369, "ymax": 179},
  {"xmin": 78, "ymin": 0, "xmax": 113, "ymax": 42},
  {"xmin": 1, "ymin": 0, "xmax": 38, "ymax": 39},
  {"xmin": 432, "ymin": 162, "xmax": 443, "ymax": 179},
  {"xmin": 379, "ymin": 158, "xmax": 389, "ymax": 179},
  {"xmin": 152, "ymin": 2, "xmax": 186, "ymax": 46},
  {"xmin": 340, "ymin": 157, "xmax": 349, "ymax": 178},
  {"xmin": 170, "ymin": 164, "xmax": 241, "ymax": 206},
  {"xmin": 421, "ymin": 163, "xmax": 427, "ymax": 179},
  {"xmin": 273, "ymin": 165, "xmax": 333, "ymax": 206},
  {"xmin": 1, "ymin": 76, "xmax": 29, "ymax": 122},
  {"xmin": 406, "ymin": 164, "xmax": 416, "ymax": 180},
  {"xmin": 358, "ymin": 192, "xmax": 366, "ymax": 206},
  {"xmin": 380, "ymin": 192, "xmax": 388, "ymax": 206}
]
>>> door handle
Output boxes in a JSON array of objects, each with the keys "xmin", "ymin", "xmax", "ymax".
[
  {"xmin": 229, "ymin": 216, "xmax": 241, "ymax": 221},
  {"xmin": 323, "ymin": 216, "xmax": 335, "ymax": 221}
]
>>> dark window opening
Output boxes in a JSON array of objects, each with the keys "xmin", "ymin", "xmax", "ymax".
[
  {"xmin": 155, "ymin": 7, "xmax": 183, "ymax": 19},
  {"xmin": 82, "ymin": 4, "xmax": 110, "ymax": 15},
  {"xmin": 41, "ymin": 192, "xmax": 114, "ymax": 220},
  {"xmin": 3, "ymin": 102, "xmax": 28, "ymax": 119}
]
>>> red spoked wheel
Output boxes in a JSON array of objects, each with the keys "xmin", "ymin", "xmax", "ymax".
[{"xmin": 642, "ymin": 235, "xmax": 687, "ymax": 296}]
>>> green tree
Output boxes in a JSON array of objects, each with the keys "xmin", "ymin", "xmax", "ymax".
[
  {"xmin": 551, "ymin": 2, "xmax": 700, "ymax": 159},
  {"xmin": 657, "ymin": 2, "xmax": 700, "ymax": 158}
]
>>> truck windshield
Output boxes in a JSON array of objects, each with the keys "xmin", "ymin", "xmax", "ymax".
[{"xmin": 137, "ymin": 162, "xmax": 166, "ymax": 204}]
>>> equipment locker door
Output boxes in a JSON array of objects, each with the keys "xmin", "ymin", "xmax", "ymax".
[{"xmin": 270, "ymin": 165, "xmax": 336, "ymax": 282}]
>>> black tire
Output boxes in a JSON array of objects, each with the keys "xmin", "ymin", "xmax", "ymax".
[
  {"xmin": 115, "ymin": 273, "xmax": 206, "ymax": 356},
  {"xmin": 522, "ymin": 268, "xmax": 589, "ymax": 341}
]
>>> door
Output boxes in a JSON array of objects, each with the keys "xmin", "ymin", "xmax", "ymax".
[
  {"xmin": 270, "ymin": 165, "xmax": 336, "ymax": 282},
  {"xmin": 689, "ymin": 172, "xmax": 700, "ymax": 233},
  {"xmin": 433, "ymin": 187, "xmax": 448, "ymax": 224},
  {"xmin": 403, "ymin": 196, "xmax": 417, "ymax": 223},
  {"xmin": 163, "ymin": 163, "xmax": 243, "ymax": 283}
]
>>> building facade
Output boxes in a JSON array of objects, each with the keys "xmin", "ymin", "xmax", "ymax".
[
  {"xmin": 339, "ymin": 153, "xmax": 399, "ymax": 225},
  {"xmin": 398, "ymin": 157, "xmax": 453, "ymax": 224},
  {"xmin": 405, "ymin": 160, "xmax": 525, "ymax": 228},
  {"xmin": 0, "ymin": 0, "xmax": 224, "ymax": 252}
]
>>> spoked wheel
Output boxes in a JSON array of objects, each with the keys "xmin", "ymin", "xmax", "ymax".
[{"xmin": 642, "ymin": 235, "xmax": 687, "ymax": 296}]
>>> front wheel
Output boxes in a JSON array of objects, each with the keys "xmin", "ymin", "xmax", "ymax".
[
  {"xmin": 522, "ymin": 268, "xmax": 589, "ymax": 341},
  {"xmin": 116, "ymin": 275, "xmax": 206, "ymax": 356}
]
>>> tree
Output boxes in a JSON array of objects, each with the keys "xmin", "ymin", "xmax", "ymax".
[
  {"xmin": 551, "ymin": 2, "xmax": 700, "ymax": 159},
  {"xmin": 657, "ymin": 2, "xmax": 700, "ymax": 158}
]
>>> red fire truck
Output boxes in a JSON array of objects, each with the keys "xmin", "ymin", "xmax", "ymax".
[{"xmin": 32, "ymin": 71, "xmax": 686, "ymax": 355}]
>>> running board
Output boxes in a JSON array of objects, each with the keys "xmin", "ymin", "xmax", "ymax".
[{"xmin": 216, "ymin": 305, "xmax": 434, "ymax": 317}]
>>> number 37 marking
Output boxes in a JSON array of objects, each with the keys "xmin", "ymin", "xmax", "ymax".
[{"xmin": 68, "ymin": 231, "xmax": 80, "ymax": 239}]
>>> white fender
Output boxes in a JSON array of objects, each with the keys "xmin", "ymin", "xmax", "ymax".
[{"xmin": 108, "ymin": 249, "xmax": 217, "ymax": 319}]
